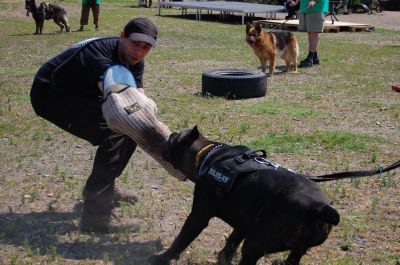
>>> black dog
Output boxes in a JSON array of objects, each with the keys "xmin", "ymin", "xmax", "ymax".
[
  {"xmin": 25, "ymin": 0, "xmax": 70, "ymax": 34},
  {"xmin": 150, "ymin": 126, "xmax": 400, "ymax": 265}
]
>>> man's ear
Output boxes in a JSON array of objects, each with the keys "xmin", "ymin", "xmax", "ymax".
[{"xmin": 120, "ymin": 31, "xmax": 125, "ymax": 38}]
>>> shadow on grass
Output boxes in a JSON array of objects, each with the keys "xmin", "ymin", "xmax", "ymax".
[{"xmin": 0, "ymin": 207, "xmax": 162, "ymax": 264}]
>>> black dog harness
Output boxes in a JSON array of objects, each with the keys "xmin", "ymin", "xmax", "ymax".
[
  {"xmin": 196, "ymin": 144, "xmax": 400, "ymax": 188},
  {"xmin": 197, "ymin": 145, "xmax": 283, "ymax": 192}
]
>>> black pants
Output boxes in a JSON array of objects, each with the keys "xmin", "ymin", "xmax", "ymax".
[
  {"xmin": 80, "ymin": 4, "xmax": 100, "ymax": 26},
  {"xmin": 287, "ymin": 3, "xmax": 299, "ymax": 19},
  {"xmin": 30, "ymin": 65, "xmax": 136, "ymax": 192}
]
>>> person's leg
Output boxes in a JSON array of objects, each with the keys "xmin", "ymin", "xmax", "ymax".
[
  {"xmin": 343, "ymin": 0, "xmax": 349, "ymax": 14},
  {"xmin": 31, "ymin": 73, "xmax": 139, "ymax": 232},
  {"xmin": 91, "ymin": 4, "xmax": 100, "ymax": 30},
  {"xmin": 79, "ymin": 4, "xmax": 90, "ymax": 31},
  {"xmin": 299, "ymin": 12, "xmax": 324, "ymax": 67}
]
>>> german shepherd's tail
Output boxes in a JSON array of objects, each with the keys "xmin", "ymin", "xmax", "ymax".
[{"xmin": 311, "ymin": 202, "xmax": 340, "ymax": 225}]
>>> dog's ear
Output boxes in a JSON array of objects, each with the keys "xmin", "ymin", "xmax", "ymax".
[
  {"xmin": 246, "ymin": 22, "xmax": 251, "ymax": 33},
  {"xmin": 255, "ymin": 23, "xmax": 262, "ymax": 34},
  {"xmin": 190, "ymin": 125, "xmax": 200, "ymax": 141}
]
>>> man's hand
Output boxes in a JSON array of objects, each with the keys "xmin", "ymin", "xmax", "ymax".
[
  {"xmin": 308, "ymin": 0, "xmax": 317, "ymax": 8},
  {"xmin": 138, "ymin": 88, "xmax": 145, "ymax": 94}
]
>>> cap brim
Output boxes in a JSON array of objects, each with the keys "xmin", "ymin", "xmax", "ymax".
[{"xmin": 128, "ymin": 33, "xmax": 156, "ymax": 47}]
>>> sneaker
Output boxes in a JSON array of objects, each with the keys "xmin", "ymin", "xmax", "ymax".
[
  {"xmin": 313, "ymin": 58, "xmax": 320, "ymax": 65},
  {"xmin": 114, "ymin": 187, "xmax": 139, "ymax": 206},
  {"xmin": 299, "ymin": 58, "xmax": 313, "ymax": 68},
  {"xmin": 78, "ymin": 26, "xmax": 84, "ymax": 32},
  {"xmin": 95, "ymin": 25, "xmax": 99, "ymax": 31}
]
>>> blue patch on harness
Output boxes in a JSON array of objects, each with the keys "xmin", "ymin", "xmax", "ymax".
[{"xmin": 208, "ymin": 167, "xmax": 232, "ymax": 186}]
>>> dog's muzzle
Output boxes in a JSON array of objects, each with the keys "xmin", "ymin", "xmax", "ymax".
[{"xmin": 248, "ymin": 37, "xmax": 256, "ymax": 46}]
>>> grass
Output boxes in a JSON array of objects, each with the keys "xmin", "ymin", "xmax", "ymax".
[{"xmin": 0, "ymin": 0, "xmax": 399, "ymax": 264}]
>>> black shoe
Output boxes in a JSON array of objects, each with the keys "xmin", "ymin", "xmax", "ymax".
[
  {"xmin": 299, "ymin": 58, "xmax": 313, "ymax": 68},
  {"xmin": 313, "ymin": 58, "xmax": 320, "ymax": 65},
  {"xmin": 78, "ymin": 26, "xmax": 84, "ymax": 32}
]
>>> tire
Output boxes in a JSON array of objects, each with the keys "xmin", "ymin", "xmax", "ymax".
[{"xmin": 202, "ymin": 69, "xmax": 267, "ymax": 100}]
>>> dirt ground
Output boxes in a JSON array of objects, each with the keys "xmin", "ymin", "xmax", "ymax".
[
  {"xmin": 274, "ymin": 10, "xmax": 400, "ymax": 30},
  {"xmin": 331, "ymin": 10, "xmax": 400, "ymax": 31}
]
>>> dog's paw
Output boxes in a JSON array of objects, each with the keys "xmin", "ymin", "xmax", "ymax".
[{"xmin": 148, "ymin": 253, "xmax": 170, "ymax": 265}]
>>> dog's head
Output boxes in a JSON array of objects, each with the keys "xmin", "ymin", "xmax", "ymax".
[
  {"xmin": 163, "ymin": 126, "xmax": 208, "ymax": 182},
  {"xmin": 25, "ymin": 0, "xmax": 35, "ymax": 16},
  {"xmin": 246, "ymin": 22, "xmax": 262, "ymax": 47}
]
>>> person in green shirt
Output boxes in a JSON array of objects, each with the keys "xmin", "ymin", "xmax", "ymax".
[
  {"xmin": 79, "ymin": 0, "xmax": 102, "ymax": 31},
  {"xmin": 291, "ymin": 0, "xmax": 328, "ymax": 67}
]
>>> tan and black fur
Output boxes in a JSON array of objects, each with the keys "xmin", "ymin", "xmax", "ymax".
[
  {"xmin": 246, "ymin": 23, "xmax": 298, "ymax": 76},
  {"xmin": 25, "ymin": 0, "xmax": 70, "ymax": 34}
]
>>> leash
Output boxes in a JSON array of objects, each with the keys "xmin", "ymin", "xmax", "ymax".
[
  {"xmin": 263, "ymin": 6, "xmax": 309, "ymax": 30},
  {"xmin": 309, "ymin": 159, "xmax": 400, "ymax": 182}
]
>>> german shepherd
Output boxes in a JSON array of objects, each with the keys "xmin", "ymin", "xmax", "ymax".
[
  {"xmin": 25, "ymin": 0, "xmax": 70, "ymax": 34},
  {"xmin": 149, "ymin": 126, "xmax": 400, "ymax": 265},
  {"xmin": 246, "ymin": 23, "xmax": 298, "ymax": 76}
]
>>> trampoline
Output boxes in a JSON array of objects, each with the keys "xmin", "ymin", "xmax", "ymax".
[{"xmin": 158, "ymin": 1, "xmax": 284, "ymax": 24}]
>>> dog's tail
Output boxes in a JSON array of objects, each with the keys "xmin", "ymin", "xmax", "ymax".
[{"xmin": 310, "ymin": 202, "xmax": 340, "ymax": 226}]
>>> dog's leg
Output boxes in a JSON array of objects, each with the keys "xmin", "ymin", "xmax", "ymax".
[
  {"xmin": 39, "ymin": 21, "xmax": 44, "ymax": 34},
  {"xmin": 60, "ymin": 16, "xmax": 70, "ymax": 32},
  {"xmin": 53, "ymin": 18, "xmax": 64, "ymax": 32},
  {"xmin": 238, "ymin": 237, "xmax": 265, "ymax": 265},
  {"xmin": 284, "ymin": 249, "xmax": 307, "ymax": 265},
  {"xmin": 259, "ymin": 58, "xmax": 267, "ymax": 73},
  {"xmin": 268, "ymin": 54, "xmax": 276, "ymax": 77},
  {"xmin": 217, "ymin": 229, "xmax": 245, "ymax": 264},
  {"xmin": 149, "ymin": 210, "xmax": 211, "ymax": 265}
]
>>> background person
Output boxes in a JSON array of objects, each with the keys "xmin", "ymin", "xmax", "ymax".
[
  {"xmin": 334, "ymin": 0, "xmax": 349, "ymax": 15},
  {"xmin": 79, "ymin": 0, "xmax": 101, "ymax": 31},
  {"xmin": 286, "ymin": 0, "xmax": 300, "ymax": 19},
  {"xmin": 30, "ymin": 17, "xmax": 185, "ymax": 233},
  {"xmin": 297, "ymin": 0, "xmax": 328, "ymax": 67}
]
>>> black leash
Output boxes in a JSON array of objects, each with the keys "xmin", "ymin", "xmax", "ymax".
[
  {"xmin": 265, "ymin": 7, "xmax": 309, "ymax": 30},
  {"xmin": 309, "ymin": 159, "xmax": 400, "ymax": 182}
]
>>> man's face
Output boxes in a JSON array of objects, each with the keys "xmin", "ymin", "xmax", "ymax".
[{"xmin": 119, "ymin": 32, "xmax": 152, "ymax": 65}]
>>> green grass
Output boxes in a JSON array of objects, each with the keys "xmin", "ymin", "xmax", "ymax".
[{"xmin": 248, "ymin": 130, "xmax": 387, "ymax": 154}]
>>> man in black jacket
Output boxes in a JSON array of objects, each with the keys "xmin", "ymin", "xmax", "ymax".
[{"xmin": 30, "ymin": 17, "xmax": 182, "ymax": 233}]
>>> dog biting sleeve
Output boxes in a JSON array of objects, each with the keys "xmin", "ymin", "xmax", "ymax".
[{"xmin": 101, "ymin": 80, "xmax": 187, "ymax": 181}]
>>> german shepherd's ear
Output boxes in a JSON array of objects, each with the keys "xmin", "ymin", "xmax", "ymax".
[
  {"xmin": 255, "ymin": 23, "xmax": 262, "ymax": 34},
  {"xmin": 246, "ymin": 22, "xmax": 252, "ymax": 33}
]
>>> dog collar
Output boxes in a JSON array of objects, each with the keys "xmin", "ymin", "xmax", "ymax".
[
  {"xmin": 195, "ymin": 144, "xmax": 215, "ymax": 169},
  {"xmin": 198, "ymin": 144, "xmax": 226, "ymax": 176}
]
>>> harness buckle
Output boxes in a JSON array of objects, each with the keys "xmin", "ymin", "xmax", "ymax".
[{"xmin": 254, "ymin": 157, "xmax": 280, "ymax": 170}]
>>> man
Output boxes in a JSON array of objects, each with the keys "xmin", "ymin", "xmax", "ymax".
[
  {"xmin": 79, "ymin": 0, "xmax": 101, "ymax": 31},
  {"xmin": 334, "ymin": 0, "xmax": 349, "ymax": 15},
  {"xmin": 294, "ymin": 0, "xmax": 328, "ymax": 67},
  {"xmin": 30, "ymin": 17, "xmax": 185, "ymax": 233}
]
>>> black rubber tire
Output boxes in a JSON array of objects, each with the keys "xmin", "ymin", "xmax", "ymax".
[{"xmin": 202, "ymin": 69, "xmax": 267, "ymax": 100}]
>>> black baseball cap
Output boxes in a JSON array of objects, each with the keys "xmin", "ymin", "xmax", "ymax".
[{"xmin": 124, "ymin": 17, "xmax": 157, "ymax": 47}]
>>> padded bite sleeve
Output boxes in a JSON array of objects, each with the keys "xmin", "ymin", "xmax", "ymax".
[{"xmin": 102, "ymin": 83, "xmax": 187, "ymax": 181}]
